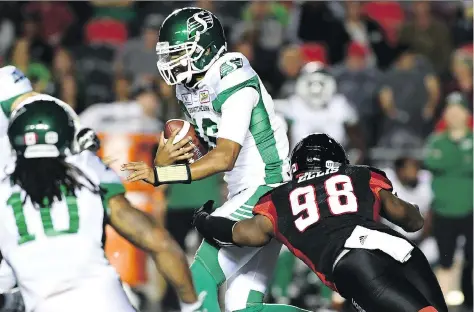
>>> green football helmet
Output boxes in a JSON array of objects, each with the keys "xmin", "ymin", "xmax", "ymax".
[
  {"xmin": 8, "ymin": 100, "xmax": 75, "ymax": 159},
  {"xmin": 156, "ymin": 7, "xmax": 227, "ymax": 86}
]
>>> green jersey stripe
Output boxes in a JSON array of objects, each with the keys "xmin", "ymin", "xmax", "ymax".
[
  {"xmin": 0, "ymin": 94, "xmax": 23, "ymax": 118},
  {"xmin": 243, "ymin": 185, "xmax": 273, "ymax": 207},
  {"xmin": 213, "ymin": 76, "xmax": 285, "ymax": 184},
  {"xmin": 230, "ymin": 213, "xmax": 246, "ymax": 220},
  {"xmin": 234, "ymin": 209, "xmax": 253, "ymax": 217},
  {"xmin": 100, "ymin": 182, "xmax": 125, "ymax": 201}
]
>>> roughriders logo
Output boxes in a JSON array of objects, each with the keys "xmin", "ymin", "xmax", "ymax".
[{"xmin": 187, "ymin": 11, "xmax": 214, "ymax": 39}]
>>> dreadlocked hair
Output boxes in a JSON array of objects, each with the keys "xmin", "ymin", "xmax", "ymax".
[{"xmin": 11, "ymin": 157, "xmax": 101, "ymax": 207}]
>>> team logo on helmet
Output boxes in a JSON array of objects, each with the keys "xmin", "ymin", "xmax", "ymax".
[{"xmin": 187, "ymin": 11, "xmax": 214, "ymax": 39}]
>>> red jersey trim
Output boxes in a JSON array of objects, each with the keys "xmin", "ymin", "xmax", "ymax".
[
  {"xmin": 253, "ymin": 193, "xmax": 278, "ymax": 235},
  {"xmin": 369, "ymin": 170, "xmax": 393, "ymax": 200},
  {"xmin": 369, "ymin": 170, "xmax": 392, "ymax": 220}
]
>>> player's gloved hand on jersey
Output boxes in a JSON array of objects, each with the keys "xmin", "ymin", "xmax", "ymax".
[
  {"xmin": 76, "ymin": 128, "xmax": 100, "ymax": 153},
  {"xmin": 0, "ymin": 288, "xmax": 25, "ymax": 312},
  {"xmin": 155, "ymin": 130, "xmax": 194, "ymax": 166},
  {"xmin": 193, "ymin": 200, "xmax": 238, "ymax": 248},
  {"xmin": 193, "ymin": 200, "xmax": 215, "ymax": 227},
  {"xmin": 180, "ymin": 291, "xmax": 207, "ymax": 312},
  {"xmin": 193, "ymin": 200, "xmax": 222, "ymax": 248}
]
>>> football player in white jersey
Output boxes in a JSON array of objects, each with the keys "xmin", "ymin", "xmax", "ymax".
[
  {"xmin": 0, "ymin": 100, "xmax": 203, "ymax": 312},
  {"xmin": 123, "ymin": 7, "xmax": 310, "ymax": 312},
  {"xmin": 0, "ymin": 65, "xmax": 101, "ymax": 312},
  {"xmin": 275, "ymin": 62, "xmax": 366, "ymax": 163}
]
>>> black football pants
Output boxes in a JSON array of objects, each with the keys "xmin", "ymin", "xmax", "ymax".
[{"xmin": 333, "ymin": 248, "xmax": 448, "ymax": 312}]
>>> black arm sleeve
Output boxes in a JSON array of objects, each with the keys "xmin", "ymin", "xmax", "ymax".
[{"xmin": 195, "ymin": 215, "xmax": 237, "ymax": 246}]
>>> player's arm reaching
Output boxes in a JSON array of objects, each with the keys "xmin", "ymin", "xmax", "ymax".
[
  {"xmin": 107, "ymin": 195, "xmax": 200, "ymax": 306},
  {"xmin": 379, "ymin": 190, "xmax": 424, "ymax": 233},
  {"xmin": 369, "ymin": 167, "xmax": 424, "ymax": 232},
  {"xmin": 122, "ymin": 87, "xmax": 259, "ymax": 185},
  {"xmin": 192, "ymin": 200, "xmax": 275, "ymax": 248},
  {"xmin": 85, "ymin": 152, "xmax": 202, "ymax": 311}
]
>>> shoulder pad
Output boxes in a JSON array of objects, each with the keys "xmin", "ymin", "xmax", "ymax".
[{"xmin": 211, "ymin": 53, "xmax": 257, "ymax": 92}]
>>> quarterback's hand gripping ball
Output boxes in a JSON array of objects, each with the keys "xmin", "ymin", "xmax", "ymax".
[{"xmin": 162, "ymin": 119, "xmax": 208, "ymax": 165}]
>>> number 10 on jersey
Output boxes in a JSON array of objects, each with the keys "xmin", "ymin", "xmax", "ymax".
[{"xmin": 289, "ymin": 175, "xmax": 358, "ymax": 232}]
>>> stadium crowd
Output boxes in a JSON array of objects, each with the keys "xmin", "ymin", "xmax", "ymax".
[{"xmin": 0, "ymin": 1, "xmax": 472, "ymax": 312}]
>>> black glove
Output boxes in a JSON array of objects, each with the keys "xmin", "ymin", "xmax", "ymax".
[
  {"xmin": 192, "ymin": 200, "xmax": 215, "ymax": 229},
  {"xmin": 76, "ymin": 128, "xmax": 100, "ymax": 153},
  {"xmin": 193, "ymin": 200, "xmax": 238, "ymax": 248},
  {"xmin": 0, "ymin": 288, "xmax": 25, "ymax": 312}
]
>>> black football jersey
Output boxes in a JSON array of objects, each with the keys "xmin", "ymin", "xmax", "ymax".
[{"xmin": 253, "ymin": 165, "xmax": 399, "ymax": 289}]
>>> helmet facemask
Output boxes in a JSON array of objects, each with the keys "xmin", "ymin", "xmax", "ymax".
[
  {"xmin": 156, "ymin": 8, "xmax": 227, "ymax": 88},
  {"xmin": 156, "ymin": 33, "xmax": 206, "ymax": 86}
]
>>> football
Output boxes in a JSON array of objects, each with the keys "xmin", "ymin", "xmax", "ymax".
[{"xmin": 163, "ymin": 119, "xmax": 208, "ymax": 163}]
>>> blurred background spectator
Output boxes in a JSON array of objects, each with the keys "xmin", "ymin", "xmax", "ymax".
[
  {"xmin": 10, "ymin": 38, "xmax": 51, "ymax": 93},
  {"xmin": 291, "ymin": 2, "xmax": 349, "ymax": 65},
  {"xmin": 23, "ymin": 1, "xmax": 75, "ymax": 47},
  {"xmin": 399, "ymin": 1, "xmax": 452, "ymax": 75},
  {"xmin": 0, "ymin": 1, "xmax": 471, "ymax": 311},
  {"xmin": 332, "ymin": 41, "xmax": 383, "ymax": 147},
  {"xmin": 80, "ymin": 79, "xmax": 163, "ymax": 134},
  {"xmin": 51, "ymin": 47, "xmax": 81, "ymax": 111},
  {"xmin": 424, "ymin": 91, "xmax": 473, "ymax": 311},
  {"xmin": 19, "ymin": 12, "xmax": 54, "ymax": 66},
  {"xmin": 273, "ymin": 44, "xmax": 304, "ymax": 97},
  {"xmin": 377, "ymin": 43, "xmax": 440, "ymax": 151},
  {"xmin": 342, "ymin": 1, "xmax": 394, "ymax": 69},
  {"xmin": 114, "ymin": 13, "xmax": 162, "ymax": 82}
]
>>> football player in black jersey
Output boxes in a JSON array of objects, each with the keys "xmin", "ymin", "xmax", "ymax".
[{"xmin": 194, "ymin": 133, "xmax": 448, "ymax": 312}]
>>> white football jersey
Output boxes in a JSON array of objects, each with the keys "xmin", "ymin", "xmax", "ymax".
[
  {"xmin": 0, "ymin": 151, "xmax": 125, "ymax": 312},
  {"xmin": 275, "ymin": 94, "xmax": 359, "ymax": 149},
  {"xmin": 176, "ymin": 52, "xmax": 290, "ymax": 197},
  {"xmin": 0, "ymin": 66, "xmax": 33, "ymax": 177}
]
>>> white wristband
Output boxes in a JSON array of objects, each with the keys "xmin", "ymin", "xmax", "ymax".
[{"xmin": 154, "ymin": 164, "xmax": 191, "ymax": 185}]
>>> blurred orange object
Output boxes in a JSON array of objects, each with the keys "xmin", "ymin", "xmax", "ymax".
[{"xmin": 97, "ymin": 133, "xmax": 162, "ymax": 287}]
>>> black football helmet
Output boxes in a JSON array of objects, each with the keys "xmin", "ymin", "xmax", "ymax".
[{"xmin": 290, "ymin": 133, "xmax": 349, "ymax": 176}]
